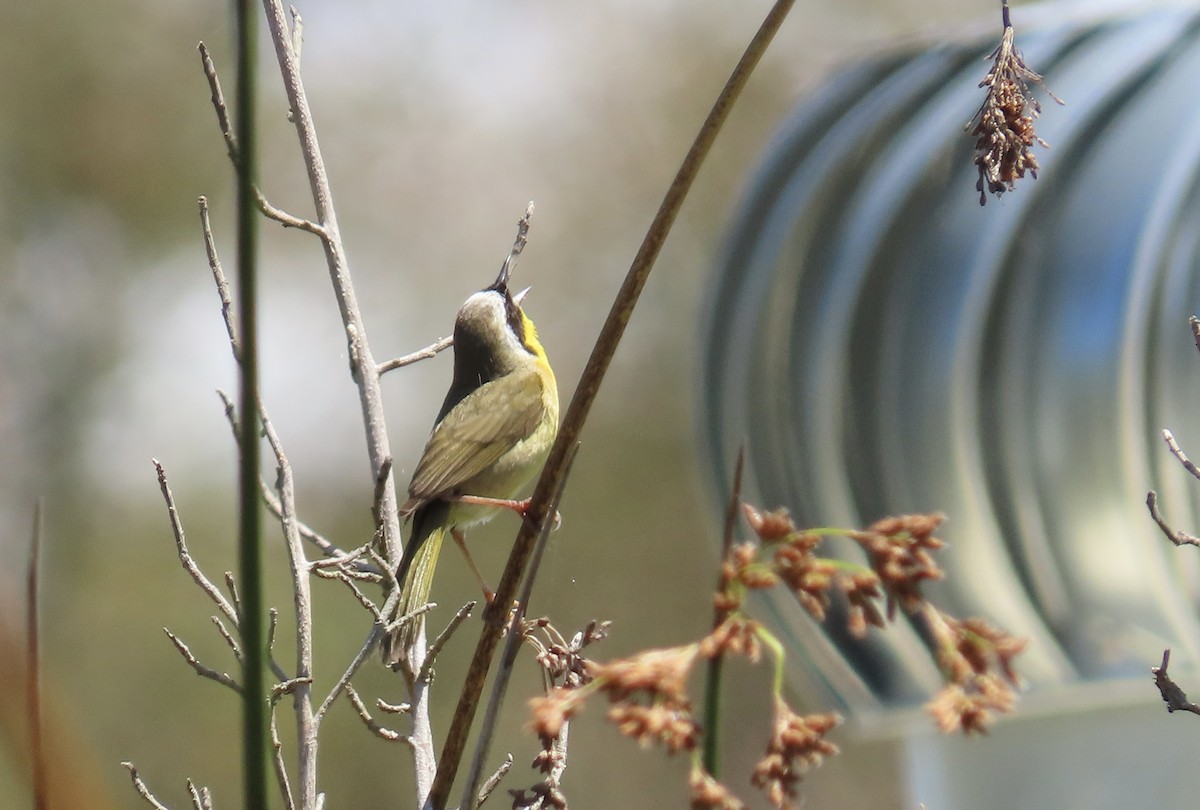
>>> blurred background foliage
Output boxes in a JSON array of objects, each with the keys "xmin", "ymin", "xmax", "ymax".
[{"xmin": 1, "ymin": 1, "xmax": 987, "ymax": 807}]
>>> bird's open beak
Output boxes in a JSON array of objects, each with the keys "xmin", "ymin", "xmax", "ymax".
[{"xmin": 512, "ymin": 286, "xmax": 532, "ymax": 306}]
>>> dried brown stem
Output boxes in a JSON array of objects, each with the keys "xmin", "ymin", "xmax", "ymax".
[
  {"xmin": 1146, "ymin": 491, "xmax": 1200, "ymax": 548},
  {"xmin": 434, "ymin": 3, "xmax": 797, "ymax": 805},
  {"xmin": 1153, "ymin": 649, "xmax": 1200, "ymax": 716}
]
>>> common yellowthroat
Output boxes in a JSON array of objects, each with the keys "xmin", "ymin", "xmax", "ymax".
[{"xmin": 383, "ymin": 262, "xmax": 559, "ymax": 665}]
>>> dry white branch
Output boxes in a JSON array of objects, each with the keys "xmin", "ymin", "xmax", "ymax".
[
  {"xmin": 271, "ymin": 707, "xmax": 297, "ymax": 810},
  {"xmin": 212, "ymin": 615, "xmax": 243, "ymax": 664},
  {"xmin": 185, "ymin": 780, "xmax": 212, "ymax": 810},
  {"xmin": 377, "ymin": 697, "xmax": 411, "ymax": 715},
  {"xmin": 153, "ymin": 460, "xmax": 238, "ymax": 625},
  {"xmin": 418, "ymin": 601, "xmax": 477, "ymax": 684},
  {"xmin": 122, "ymin": 762, "xmax": 175, "ymax": 810},
  {"xmin": 378, "ymin": 336, "xmax": 454, "ymax": 375},
  {"xmin": 477, "ymin": 754, "xmax": 514, "ymax": 809},
  {"xmin": 164, "ymin": 628, "xmax": 242, "ymax": 693},
  {"xmin": 345, "ymin": 684, "xmax": 410, "ymax": 745},
  {"xmin": 260, "ymin": 404, "xmax": 318, "ymax": 810}
]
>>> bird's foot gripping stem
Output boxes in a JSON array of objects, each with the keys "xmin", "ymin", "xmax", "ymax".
[{"xmin": 451, "ymin": 494, "xmax": 563, "ymax": 531}]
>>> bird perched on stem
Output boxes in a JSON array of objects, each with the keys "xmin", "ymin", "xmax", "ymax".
[{"xmin": 383, "ymin": 258, "xmax": 559, "ymax": 667}]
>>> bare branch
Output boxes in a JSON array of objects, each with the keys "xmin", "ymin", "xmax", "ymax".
[
  {"xmin": 270, "ymin": 708, "xmax": 298, "ymax": 810},
  {"xmin": 377, "ymin": 697, "xmax": 411, "ymax": 715},
  {"xmin": 260, "ymin": 401, "xmax": 318, "ymax": 810},
  {"xmin": 223, "ymin": 571, "xmax": 242, "ymax": 619},
  {"xmin": 478, "ymin": 754, "xmax": 514, "ymax": 809},
  {"xmin": 185, "ymin": 780, "xmax": 212, "ymax": 810},
  {"xmin": 273, "ymin": 677, "xmax": 315, "ymax": 703},
  {"xmin": 164, "ymin": 628, "xmax": 242, "ymax": 693},
  {"xmin": 153, "ymin": 460, "xmax": 239, "ymax": 624},
  {"xmin": 196, "ymin": 42, "xmax": 326, "ymax": 236},
  {"xmin": 122, "ymin": 762, "xmax": 176, "ymax": 810},
  {"xmin": 212, "ymin": 615, "xmax": 244, "ymax": 664},
  {"xmin": 419, "ymin": 600, "xmax": 477, "ymax": 684},
  {"xmin": 218, "ymin": 389, "xmax": 379, "ymax": 574},
  {"xmin": 258, "ymin": 0, "xmax": 405, "ymax": 579},
  {"xmin": 1153, "ymin": 649, "xmax": 1200, "ymax": 715},
  {"xmin": 199, "ymin": 196, "xmax": 240, "ymax": 364},
  {"xmin": 386, "ymin": 602, "xmax": 438, "ymax": 635},
  {"xmin": 372, "ymin": 455, "xmax": 394, "ymax": 533},
  {"xmin": 315, "ymin": 585, "xmax": 404, "ymax": 725},
  {"xmin": 378, "ymin": 336, "xmax": 453, "ymax": 375},
  {"xmin": 1163, "ymin": 429, "xmax": 1200, "ymax": 481},
  {"xmin": 345, "ymin": 684, "xmax": 410, "ymax": 745},
  {"xmin": 1147, "ymin": 491, "xmax": 1200, "ymax": 548}
]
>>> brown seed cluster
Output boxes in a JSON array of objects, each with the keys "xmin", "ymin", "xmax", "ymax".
[
  {"xmin": 925, "ymin": 609, "xmax": 1027, "ymax": 734},
  {"xmin": 853, "ymin": 513, "xmax": 946, "ymax": 614},
  {"xmin": 968, "ymin": 24, "xmax": 1060, "ymax": 205},
  {"xmin": 751, "ymin": 698, "xmax": 842, "ymax": 810},
  {"xmin": 526, "ymin": 499, "xmax": 1029, "ymax": 808}
]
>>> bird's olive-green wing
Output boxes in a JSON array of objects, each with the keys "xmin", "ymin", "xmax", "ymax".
[{"xmin": 405, "ymin": 368, "xmax": 546, "ymax": 506}]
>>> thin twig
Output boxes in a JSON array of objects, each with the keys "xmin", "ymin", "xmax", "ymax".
[
  {"xmin": 270, "ymin": 707, "xmax": 298, "ymax": 810},
  {"xmin": 154, "ymin": 460, "xmax": 238, "ymax": 624},
  {"xmin": 213, "ymin": 615, "xmax": 244, "ymax": 664},
  {"xmin": 1147, "ymin": 491, "xmax": 1200, "ymax": 548},
  {"xmin": 345, "ymin": 684, "xmax": 411, "ymax": 745},
  {"xmin": 1153, "ymin": 649, "xmax": 1200, "ymax": 715},
  {"xmin": 199, "ymin": 196, "xmax": 240, "ymax": 364},
  {"xmin": 418, "ymin": 601, "xmax": 477, "ymax": 684},
  {"xmin": 1163, "ymin": 429, "xmax": 1200, "ymax": 481},
  {"xmin": 372, "ymin": 456, "xmax": 394, "ymax": 532},
  {"xmin": 267, "ymin": 608, "xmax": 289, "ymax": 682},
  {"xmin": 315, "ymin": 585, "xmax": 405, "ymax": 725},
  {"xmin": 436, "ymin": 3, "xmax": 798, "ymax": 805},
  {"xmin": 223, "ymin": 571, "xmax": 242, "ymax": 620},
  {"xmin": 27, "ymin": 501, "xmax": 47, "ymax": 810},
  {"xmin": 378, "ymin": 336, "xmax": 454, "ymax": 375},
  {"xmin": 377, "ymin": 697, "xmax": 411, "ymax": 714},
  {"xmin": 185, "ymin": 781, "xmax": 206, "ymax": 810},
  {"xmin": 315, "ymin": 626, "xmax": 383, "ymax": 724},
  {"xmin": 477, "ymin": 754, "xmax": 514, "ymax": 808},
  {"xmin": 164, "ymin": 628, "xmax": 243, "ymax": 693},
  {"xmin": 122, "ymin": 762, "xmax": 175, "ymax": 810},
  {"xmin": 219, "ymin": 389, "xmax": 380, "ymax": 574}
]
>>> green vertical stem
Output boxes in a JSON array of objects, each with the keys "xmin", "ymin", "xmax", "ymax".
[
  {"xmin": 27, "ymin": 501, "xmax": 45, "ymax": 810},
  {"xmin": 702, "ymin": 449, "xmax": 744, "ymax": 777},
  {"xmin": 234, "ymin": 1, "xmax": 268, "ymax": 808}
]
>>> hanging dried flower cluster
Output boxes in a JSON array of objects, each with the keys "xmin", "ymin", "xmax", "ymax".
[
  {"xmin": 524, "ymin": 500, "xmax": 1026, "ymax": 808},
  {"xmin": 968, "ymin": 21, "xmax": 1062, "ymax": 205}
]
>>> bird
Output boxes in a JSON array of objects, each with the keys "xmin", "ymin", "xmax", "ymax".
[{"xmin": 382, "ymin": 261, "xmax": 559, "ymax": 667}]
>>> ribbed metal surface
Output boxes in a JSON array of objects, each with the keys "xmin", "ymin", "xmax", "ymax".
[{"xmin": 703, "ymin": 1, "xmax": 1200, "ymax": 719}]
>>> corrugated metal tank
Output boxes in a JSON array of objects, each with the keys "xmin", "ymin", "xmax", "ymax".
[{"xmin": 703, "ymin": 2, "xmax": 1200, "ymax": 805}]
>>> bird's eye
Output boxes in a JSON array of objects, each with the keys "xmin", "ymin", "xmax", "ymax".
[{"xmin": 503, "ymin": 292, "xmax": 526, "ymax": 346}]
